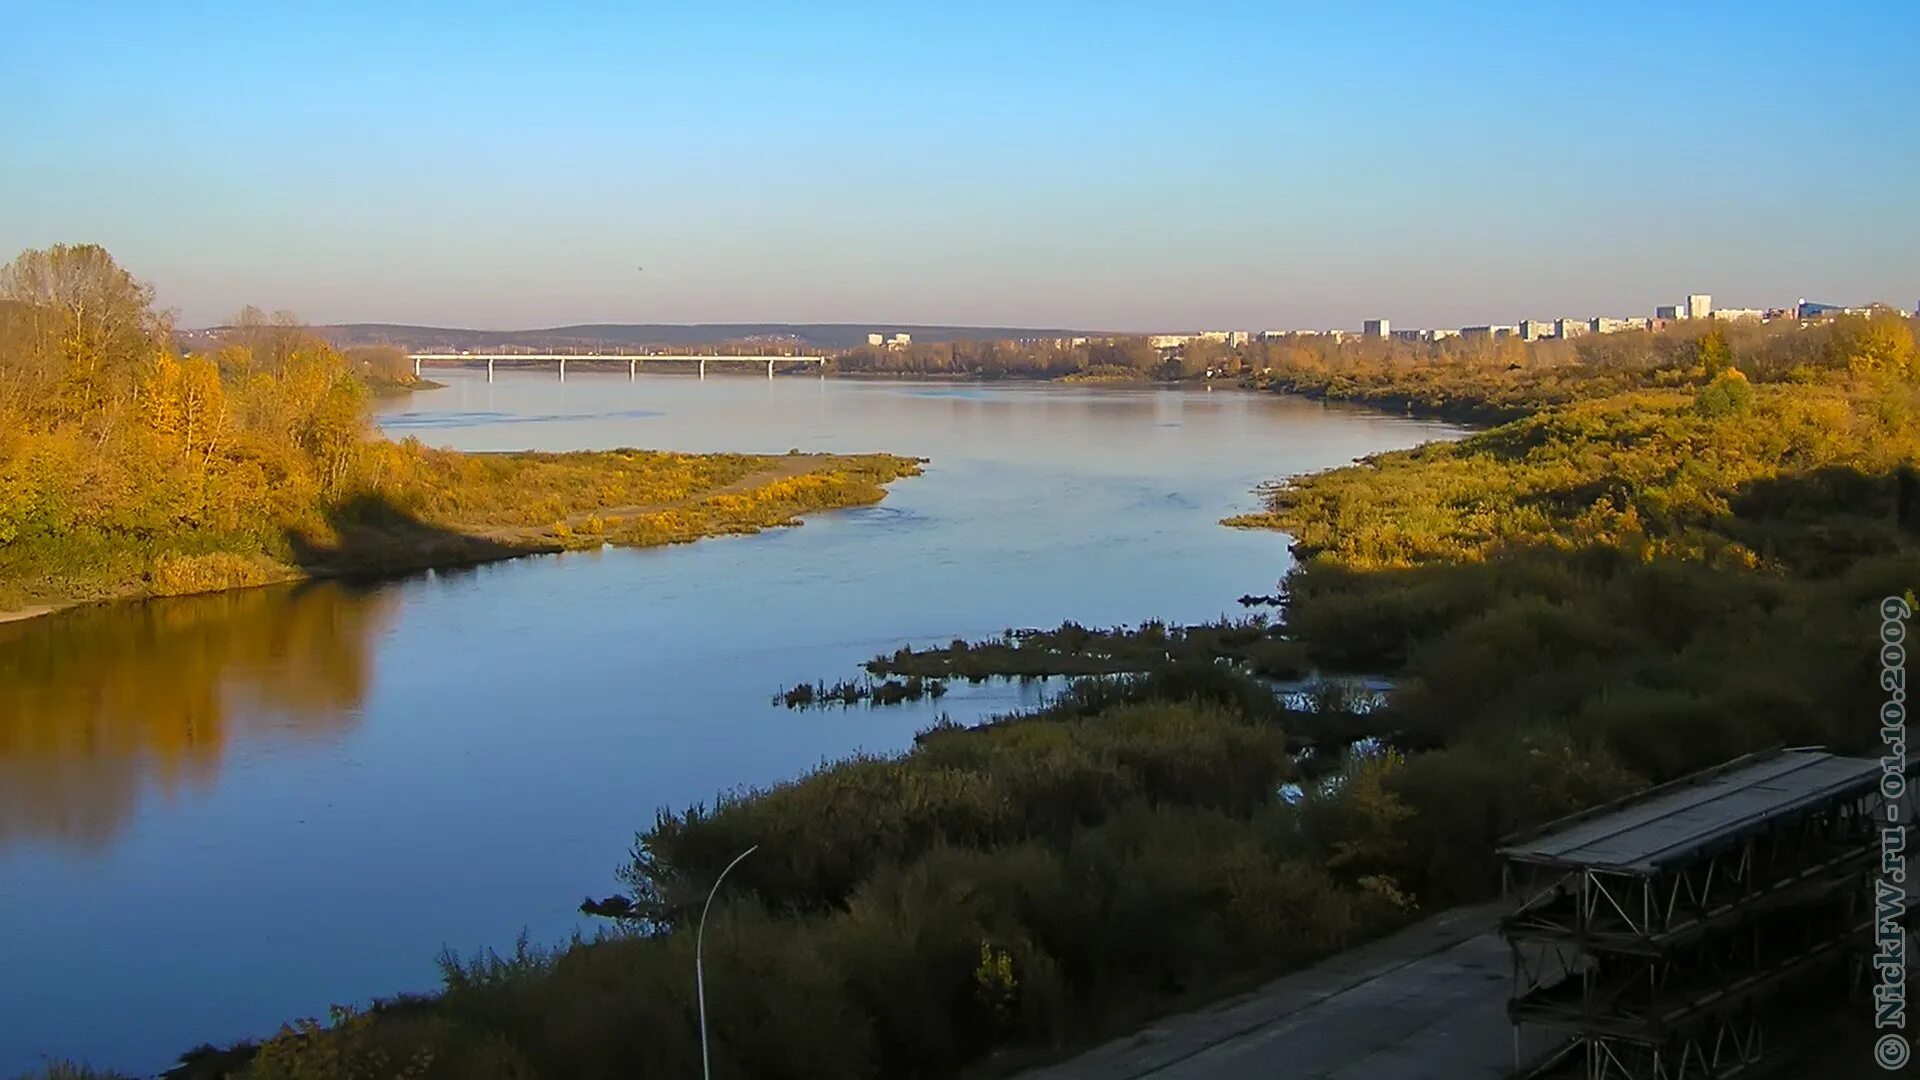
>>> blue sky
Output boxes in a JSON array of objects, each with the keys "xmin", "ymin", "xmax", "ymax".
[{"xmin": 2, "ymin": 1, "xmax": 1913, "ymax": 330}]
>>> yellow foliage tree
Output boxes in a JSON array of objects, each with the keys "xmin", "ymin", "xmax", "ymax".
[{"xmin": 1835, "ymin": 312, "xmax": 1917, "ymax": 378}]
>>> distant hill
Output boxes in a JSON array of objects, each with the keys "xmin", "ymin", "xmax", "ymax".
[{"xmin": 228, "ymin": 323, "xmax": 1103, "ymax": 351}]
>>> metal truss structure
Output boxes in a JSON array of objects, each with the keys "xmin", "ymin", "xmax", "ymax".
[{"xmin": 1496, "ymin": 749, "xmax": 1904, "ymax": 1080}]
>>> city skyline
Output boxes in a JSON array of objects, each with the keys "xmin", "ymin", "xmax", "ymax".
[
  {"xmin": 3, "ymin": 1, "xmax": 1914, "ymax": 329},
  {"xmin": 177, "ymin": 287, "xmax": 1900, "ymax": 338}
]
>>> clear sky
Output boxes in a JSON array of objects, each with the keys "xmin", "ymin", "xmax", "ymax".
[{"xmin": 2, "ymin": 1, "xmax": 1914, "ymax": 331}]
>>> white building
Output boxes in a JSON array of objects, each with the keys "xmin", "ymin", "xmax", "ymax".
[
  {"xmin": 1709, "ymin": 308, "xmax": 1764, "ymax": 322},
  {"xmin": 888, "ymin": 333, "xmax": 911, "ymax": 347},
  {"xmin": 1518, "ymin": 319, "xmax": 1553, "ymax": 342},
  {"xmin": 1685, "ymin": 293, "xmax": 1712, "ymax": 319},
  {"xmin": 1591, "ymin": 316, "xmax": 1651, "ymax": 334},
  {"xmin": 1225, "ymin": 331, "xmax": 1250, "ymax": 348},
  {"xmin": 1554, "ymin": 318, "xmax": 1587, "ymax": 339},
  {"xmin": 866, "ymin": 333, "xmax": 885, "ymax": 346},
  {"xmin": 1426, "ymin": 328, "xmax": 1460, "ymax": 342},
  {"xmin": 1363, "ymin": 318, "xmax": 1390, "ymax": 339}
]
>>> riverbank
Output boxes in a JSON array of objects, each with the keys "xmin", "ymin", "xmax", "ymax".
[
  {"xmin": 2, "ymin": 251, "xmax": 917, "ymax": 628},
  {"xmin": 50, "ymin": 663, "xmax": 1489, "ymax": 1080},
  {"xmin": 0, "ymin": 449, "xmax": 923, "ymax": 624},
  {"xmin": 20, "ymin": 312, "xmax": 1917, "ymax": 1077}
]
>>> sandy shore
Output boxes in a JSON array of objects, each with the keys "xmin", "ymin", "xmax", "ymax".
[{"xmin": 0, "ymin": 602, "xmax": 73, "ymax": 625}]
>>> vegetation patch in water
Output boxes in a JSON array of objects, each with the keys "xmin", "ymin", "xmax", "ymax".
[
  {"xmin": 774, "ymin": 674, "xmax": 948, "ymax": 709},
  {"xmin": 865, "ymin": 617, "xmax": 1310, "ymax": 681}
]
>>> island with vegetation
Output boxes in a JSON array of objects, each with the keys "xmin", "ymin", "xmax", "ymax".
[
  {"xmin": 25, "ymin": 305, "xmax": 1920, "ymax": 1079},
  {"xmin": 0, "ymin": 245, "xmax": 921, "ymax": 622}
]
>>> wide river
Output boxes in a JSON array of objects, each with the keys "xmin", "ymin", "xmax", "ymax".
[{"xmin": 0, "ymin": 372, "xmax": 1458, "ymax": 1076}]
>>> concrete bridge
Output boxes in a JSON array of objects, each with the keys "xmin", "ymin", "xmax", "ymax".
[{"xmin": 407, "ymin": 353, "xmax": 831, "ymax": 381}]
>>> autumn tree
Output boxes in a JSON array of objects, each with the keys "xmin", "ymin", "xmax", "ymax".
[
  {"xmin": 1696, "ymin": 326, "xmax": 1734, "ymax": 379},
  {"xmin": 0, "ymin": 244, "xmax": 163, "ymax": 421},
  {"xmin": 1181, "ymin": 337, "xmax": 1227, "ymax": 378},
  {"xmin": 222, "ymin": 306, "xmax": 313, "ymax": 376},
  {"xmin": 1832, "ymin": 312, "xmax": 1917, "ymax": 378},
  {"xmin": 344, "ymin": 345, "xmax": 414, "ymax": 384}
]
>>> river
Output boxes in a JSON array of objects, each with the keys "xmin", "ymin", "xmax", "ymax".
[{"xmin": 0, "ymin": 373, "xmax": 1459, "ymax": 1076}]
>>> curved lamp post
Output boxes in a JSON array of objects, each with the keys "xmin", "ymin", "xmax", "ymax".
[{"xmin": 696, "ymin": 844, "xmax": 758, "ymax": 1080}]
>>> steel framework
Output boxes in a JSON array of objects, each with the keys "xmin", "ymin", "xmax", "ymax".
[{"xmin": 1497, "ymin": 749, "xmax": 1904, "ymax": 1080}]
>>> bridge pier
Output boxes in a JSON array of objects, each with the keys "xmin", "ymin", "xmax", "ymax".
[
  {"xmin": 413, "ymin": 356, "xmax": 421, "ymax": 377},
  {"xmin": 558, "ymin": 358, "xmax": 565, "ymax": 381},
  {"xmin": 487, "ymin": 357, "xmax": 494, "ymax": 383},
  {"xmin": 767, "ymin": 359, "xmax": 775, "ymax": 379},
  {"xmin": 629, "ymin": 358, "xmax": 636, "ymax": 380}
]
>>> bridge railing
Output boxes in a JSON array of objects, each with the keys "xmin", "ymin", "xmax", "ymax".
[{"xmin": 407, "ymin": 353, "xmax": 831, "ymax": 381}]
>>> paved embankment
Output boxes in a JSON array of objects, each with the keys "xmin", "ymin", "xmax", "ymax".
[{"xmin": 1024, "ymin": 903, "xmax": 1513, "ymax": 1080}]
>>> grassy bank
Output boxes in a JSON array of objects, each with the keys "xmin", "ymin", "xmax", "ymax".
[
  {"xmin": 0, "ymin": 245, "xmax": 920, "ymax": 617},
  {"xmin": 35, "ymin": 664, "xmax": 1632, "ymax": 1080},
  {"xmin": 1226, "ymin": 326, "xmax": 1920, "ymax": 782},
  {"xmin": 1, "ymin": 437, "xmax": 921, "ymax": 618}
]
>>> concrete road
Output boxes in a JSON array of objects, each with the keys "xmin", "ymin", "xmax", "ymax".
[{"xmin": 1023, "ymin": 904, "xmax": 1515, "ymax": 1080}]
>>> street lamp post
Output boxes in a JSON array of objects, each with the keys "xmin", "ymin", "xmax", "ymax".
[{"xmin": 696, "ymin": 844, "xmax": 758, "ymax": 1080}]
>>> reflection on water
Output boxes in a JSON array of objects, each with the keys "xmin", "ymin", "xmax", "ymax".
[
  {"xmin": 0, "ymin": 375, "xmax": 1461, "ymax": 1076},
  {"xmin": 0, "ymin": 582, "xmax": 394, "ymax": 851}
]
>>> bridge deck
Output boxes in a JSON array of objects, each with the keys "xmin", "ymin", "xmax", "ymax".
[
  {"xmin": 406, "ymin": 353, "xmax": 827, "ymax": 361},
  {"xmin": 405, "ymin": 353, "xmax": 828, "ymax": 379}
]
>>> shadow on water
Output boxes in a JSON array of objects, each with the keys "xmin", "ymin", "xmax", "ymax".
[
  {"xmin": 0, "ymin": 580, "xmax": 400, "ymax": 853},
  {"xmin": 284, "ymin": 492, "xmax": 552, "ymax": 580}
]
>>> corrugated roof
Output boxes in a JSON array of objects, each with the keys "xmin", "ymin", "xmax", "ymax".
[{"xmin": 1498, "ymin": 751, "xmax": 1882, "ymax": 874}]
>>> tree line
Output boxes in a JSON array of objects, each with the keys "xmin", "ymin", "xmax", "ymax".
[{"xmin": 830, "ymin": 312, "xmax": 1918, "ymax": 390}]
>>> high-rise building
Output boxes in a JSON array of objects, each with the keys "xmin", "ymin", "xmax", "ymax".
[
  {"xmin": 1685, "ymin": 293, "xmax": 1712, "ymax": 319},
  {"xmin": 1655, "ymin": 305, "xmax": 1680, "ymax": 320},
  {"xmin": 1363, "ymin": 318, "xmax": 1390, "ymax": 338}
]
